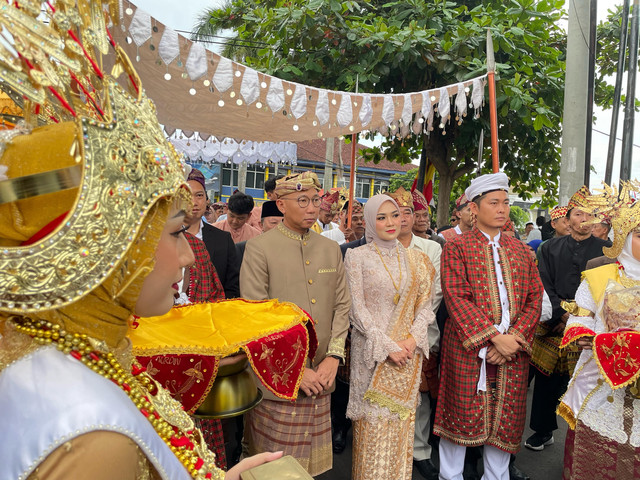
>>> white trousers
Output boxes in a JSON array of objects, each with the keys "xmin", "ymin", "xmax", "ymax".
[
  {"xmin": 413, "ymin": 392, "xmax": 432, "ymax": 460},
  {"xmin": 438, "ymin": 438, "xmax": 510, "ymax": 480}
]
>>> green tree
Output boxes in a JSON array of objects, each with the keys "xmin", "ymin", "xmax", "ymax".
[
  {"xmin": 194, "ymin": 0, "xmax": 566, "ymax": 226},
  {"xmin": 509, "ymin": 204, "xmax": 529, "ymax": 232},
  {"xmin": 388, "ymin": 168, "xmax": 418, "ymax": 192}
]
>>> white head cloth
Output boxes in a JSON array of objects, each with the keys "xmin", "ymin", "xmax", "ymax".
[{"xmin": 465, "ymin": 172, "xmax": 510, "ymax": 202}]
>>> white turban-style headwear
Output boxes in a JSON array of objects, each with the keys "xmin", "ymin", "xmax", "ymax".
[{"xmin": 465, "ymin": 172, "xmax": 510, "ymax": 202}]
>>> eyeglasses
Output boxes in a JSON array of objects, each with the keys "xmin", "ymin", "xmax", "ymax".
[{"xmin": 281, "ymin": 196, "xmax": 322, "ymax": 208}]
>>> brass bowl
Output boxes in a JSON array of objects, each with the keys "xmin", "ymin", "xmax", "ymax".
[{"xmin": 193, "ymin": 356, "xmax": 262, "ymax": 419}]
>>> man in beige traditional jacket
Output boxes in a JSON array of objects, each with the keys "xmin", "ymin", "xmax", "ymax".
[{"xmin": 240, "ymin": 171, "xmax": 351, "ymax": 476}]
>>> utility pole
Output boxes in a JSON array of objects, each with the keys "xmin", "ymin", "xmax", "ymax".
[
  {"xmin": 323, "ymin": 138, "xmax": 334, "ymax": 191},
  {"xmin": 559, "ymin": 0, "xmax": 591, "ymax": 204}
]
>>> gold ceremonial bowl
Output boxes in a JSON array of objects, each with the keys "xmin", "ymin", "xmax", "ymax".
[{"xmin": 194, "ymin": 355, "xmax": 262, "ymax": 419}]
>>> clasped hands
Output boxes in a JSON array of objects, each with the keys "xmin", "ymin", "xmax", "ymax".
[
  {"xmin": 388, "ymin": 337, "xmax": 417, "ymax": 367},
  {"xmin": 486, "ymin": 333, "xmax": 528, "ymax": 366},
  {"xmin": 299, "ymin": 356, "xmax": 340, "ymax": 396}
]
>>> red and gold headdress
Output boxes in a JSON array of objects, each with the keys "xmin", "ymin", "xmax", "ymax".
[
  {"xmin": 550, "ymin": 205, "xmax": 568, "ymax": 221},
  {"xmin": 385, "ymin": 186, "xmax": 413, "ymax": 208},
  {"xmin": 0, "ymin": 2, "xmax": 188, "ymax": 313}
]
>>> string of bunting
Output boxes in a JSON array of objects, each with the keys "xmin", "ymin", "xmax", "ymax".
[{"xmin": 113, "ymin": 1, "xmax": 487, "ymax": 143}]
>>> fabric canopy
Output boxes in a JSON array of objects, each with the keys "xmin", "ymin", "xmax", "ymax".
[{"xmin": 114, "ymin": 1, "xmax": 486, "ymax": 143}]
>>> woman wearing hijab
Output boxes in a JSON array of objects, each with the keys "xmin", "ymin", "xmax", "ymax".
[
  {"xmin": 344, "ymin": 194, "xmax": 436, "ymax": 480},
  {"xmin": 558, "ymin": 182, "xmax": 640, "ymax": 479}
]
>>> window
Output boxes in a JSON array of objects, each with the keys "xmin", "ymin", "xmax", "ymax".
[
  {"xmin": 355, "ymin": 178, "xmax": 371, "ymax": 199},
  {"xmin": 373, "ymin": 179, "xmax": 388, "ymax": 196}
]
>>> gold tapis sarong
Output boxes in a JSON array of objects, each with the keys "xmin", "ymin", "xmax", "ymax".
[{"xmin": 352, "ymin": 412, "xmax": 416, "ymax": 480}]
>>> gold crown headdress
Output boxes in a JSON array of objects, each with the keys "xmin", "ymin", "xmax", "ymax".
[
  {"xmin": 0, "ymin": 1, "xmax": 188, "ymax": 314},
  {"xmin": 581, "ymin": 181, "xmax": 640, "ymax": 258}
]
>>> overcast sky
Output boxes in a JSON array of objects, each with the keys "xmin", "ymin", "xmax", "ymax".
[{"xmin": 131, "ymin": 1, "xmax": 639, "ymax": 184}]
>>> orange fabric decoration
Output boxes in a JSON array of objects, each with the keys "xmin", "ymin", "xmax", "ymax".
[{"xmin": 560, "ymin": 325, "xmax": 595, "ymax": 349}]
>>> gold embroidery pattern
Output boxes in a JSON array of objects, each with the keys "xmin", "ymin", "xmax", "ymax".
[
  {"xmin": 562, "ymin": 300, "xmax": 595, "ymax": 318},
  {"xmin": 326, "ymin": 337, "xmax": 345, "ymax": 359},
  {"xmin": 277, "ymin": 222, "xmax": 311, "ymax": 242},
  {"xmin": 318, "ymin": 268, "xmax": 337, "ymax": 274}
]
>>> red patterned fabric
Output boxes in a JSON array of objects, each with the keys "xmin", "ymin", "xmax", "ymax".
[
  {"xmin": 245, "ymin": 323, "xmax": 314, "ymax": 400},
  {"xmin": 561, "ymin": 325, "xmax": 595, "ymax": 348},
  {"xmin": 440, "ymin": 228, "xmax": 458, "ymax": 242},
  {"xmin": 184, "ymin": 232, "xmax": 226, "ymax": 303},
  {"xmin": 593, "ymin": 331, "xmax": 640, "ymax": 388},
  {"xmin": 194, "ymin": 418, "xmax": 227, "ymax": 470},
  {"xmin": 433, "ymin": 227, "xmax": 543, "ymax": 454}
]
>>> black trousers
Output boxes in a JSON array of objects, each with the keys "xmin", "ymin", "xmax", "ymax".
[
  {"xmin": 529, "ymin": 367, "xmax": 570, "ymax": 433},
  {"xmin": 330, "ymin": 378, "xmax": 351, "ymax": 433}
]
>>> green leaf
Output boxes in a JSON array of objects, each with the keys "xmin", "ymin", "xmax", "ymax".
[{"xmin": 533, "ymin": 114, "xmax": 544, "ymax": 130}]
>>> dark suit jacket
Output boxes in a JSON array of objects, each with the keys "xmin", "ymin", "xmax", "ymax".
[
  {"xmin": 201, "ymin": 223, "xmax": 240, "ymax": 298},
  {"xmin": 340, "ymin": 236, "xmax": 367, "ymax": 259},
  {"xmin": 236, "ymin": 240, "xmax": 247, "ymax": 266}
]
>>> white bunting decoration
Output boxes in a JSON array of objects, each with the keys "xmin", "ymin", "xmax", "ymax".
[
  {"xmin": 337, "ymin": 93, "xmax": 353, "ymax": 127},
  {"xmin": 158, "ymin": 26, "xmax": 179, "ymax": 65},
  {"xmin": 290, "ymin": 84, "xmax": 308, "ymax": 119},
  {"xmin": 315, "ymin": 89, "xmax": 330, "ymax": 126},
  {"xmin": 185, "ymin": 42, "xmax": 207, "ymax": 81},
  {"xmin": 213, "ymin": 57, "xmax": 234, "ymax": 93},
  {"xmin": 129, "ymin": 8, "xmax": 151, "ymax": 47},
  {"xmin": 117, "ymin": 1, "xmax": 489, "ymax": 142},
  {"xmin": 455, "ymin": 83, "xmax": 467, "ymax": 124},
  {"xmin": 359, "ymin": 95, "xmax": 373, "ymax": 127},
  {"xmin": 266, "ymin": 77, "xmax": 285, "ymax": 113}
]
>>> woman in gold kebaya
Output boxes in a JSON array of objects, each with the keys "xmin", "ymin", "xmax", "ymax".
[{"xmin": 344, "ymin": 194, "xmax": 436, "ymax": 480}]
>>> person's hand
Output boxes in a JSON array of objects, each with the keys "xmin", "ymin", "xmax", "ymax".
[
  {"xmin": 552, "ymin": 319, "xmax": 567, "ymax": 334},
  {"xmin": 577, "ymin": 337, "xmax": 593, "ymax": 350},
  {"xmin": 225, "ymin": 451, "xmax": 284, "ymax": 480},
  {"xmin": 561, "ymin": 312, "xmax": 571, "ymax": 323},
  {"xmin": 486, "ymin": 345, "xmax": 508, "ymax": 365},
  {"xmin": 397, "ymin": 337, "xmax": 417, "ymax": 356},
  {"xmin": 315, "ymin": 356, "xmax": 339, "ymax": 390},
  {"xmin": 490, "ymin": 334, "xmax": 524, "ymax": 358},
  {"xmin": 300, "ymin": 367, "xmax": 324, "ymax": 396},
  {"xmin": 388, "ymin": 344, "xmax": 411, "ymax": 367},
  {"xmin": 218, "ymin": 352, "xmax": 246, "ymax": 368}
]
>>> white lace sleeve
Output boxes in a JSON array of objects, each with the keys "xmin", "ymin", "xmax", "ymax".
[
  {"xmin": 344, "ymin": 249, "xmax": 402, "ymax": 370},
  {"xmin": 566, "ymin": 279, "xmax": 597, "ymax": 330}
]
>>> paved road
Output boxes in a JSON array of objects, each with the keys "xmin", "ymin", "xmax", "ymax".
[{"xmin": 318, "ymin": 380, "xmax": 568, "ymax": 480}]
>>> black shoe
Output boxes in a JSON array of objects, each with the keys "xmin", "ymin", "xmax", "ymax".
[
  {"xmin": 332, "ymin": 429, "xmax": 348, "ymax": 454},
  {"xmin": 413, "ymin": 459, "xmax": 439, "ymax": 480},
  {"xmin": 524, "ymin": 432, "xmax": 554, "ymax": 451},
  {"xmin": 509, "ymin": 462, "xmax": 530, "ymax": 480}
]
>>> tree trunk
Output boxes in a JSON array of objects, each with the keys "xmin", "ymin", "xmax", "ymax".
[{"xmin": 435, "ymin": 171, "xmax": 454, "ymax": 228}]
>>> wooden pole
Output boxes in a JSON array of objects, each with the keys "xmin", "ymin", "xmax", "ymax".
[
  {"xmin": 486, "ymin": 29, "xmax": 499, "ymax": 173},
  {"xmin": 347, "ymin": 136, "xmax": 356, "ymax": 228}
]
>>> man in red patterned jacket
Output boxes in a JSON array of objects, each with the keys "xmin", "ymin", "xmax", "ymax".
[{"xmin": 434, "ymin": 173, "xmax": 543, "ymax": 480}]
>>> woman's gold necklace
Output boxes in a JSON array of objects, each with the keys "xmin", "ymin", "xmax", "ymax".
[
  {"xmin": 10, "ymin": 316, "xmax": 223, "ymax": 480},
  {"xmin": 373, "ymin": 243, "xmax": 402, "ymax": 305}
]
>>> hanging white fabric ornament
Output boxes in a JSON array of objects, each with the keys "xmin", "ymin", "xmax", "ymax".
[
  {"xmin": 378, "ymin": 124, "xmax": 389, "ymax": 137},
  {"xmin": 290, "ymin": 84, "xmax": 308, "ymax": 119},
  {"xmin": 337, "ymin": 94, "xmax": 353, "ymax": 127},
  {"xmin": 412, "ymin": 112, "xmax": 423, "ymax": 135},
  {"xmin": 240, "ymin": 67, "xmax": 260, "ymax": 105},
  {"xmin": 158, "ymin": 26, "xmax": 180, "ymax": 65},
  {"xmin": 402, "ymin": 94, "xmax": 413, "ymax": 127},
  {"xmin": 129, "ymin": 8, "xmax": 151, "ymax": 47},
  {"xmin": 315, "ymin": 89, "xmax": 330, "ymax": 126},
  {"xmin": 455, "ymin": 83, "xmax": 468, "ymax": 124},
  {"xmin": 381, "ymin": 96, "xmax": 395, "ymax": 126},
  {"xmin": 427, "ymin": 98, "xmax": 435, "ymax": 132},
  {"xmin": 185, "ymin": 42, "xmax": 207, "ymax": 81},
  {"xmin": 266, "ymin": 77, "xmax": 285, "ymax": 113},
  {"xmin": 472, "ymin": 78, "xmax": 484, "ymax": 118},
  {"xmin": 359, "ymin": 95, "xmax": 373, "ymax": 127},
  {"xmin": 213, "ymin": 57, "xmax": 234, "ymax": 93},
  {"xmin": 438, "ymin": 87, "xmax": 450, "ymax": 129},
  {"xmin": 220, "ymin": 138, "xmax": 239, "ymax": 159}
]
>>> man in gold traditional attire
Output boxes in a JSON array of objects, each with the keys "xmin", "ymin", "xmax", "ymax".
[{"xmin": 240, "ymin": 171, "xmax": 351, "ymax": 476}]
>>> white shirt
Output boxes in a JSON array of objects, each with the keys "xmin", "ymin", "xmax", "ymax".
[
  {"xmin": 526, "ymin": 228, "xmax": 542, "ymax": 242},
  {"xmin": 477, "ymin": 230, "xmax": 510, "ymax": 392},
  {"xmin": 322, "ymin": 228, "xmax": 346, "ymax": 245}
]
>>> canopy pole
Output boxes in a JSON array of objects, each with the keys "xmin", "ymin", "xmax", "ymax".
[
  {"xmin": 487, "ymin": 29, "xmax": 499, "ymax": 173},
  {"xmin": 620, "ymin": 0, "xmax": 640, "ymax": 181},
  {"xmin": 347, "ymin": 76, "xmax": 359, "ymax": 229}
]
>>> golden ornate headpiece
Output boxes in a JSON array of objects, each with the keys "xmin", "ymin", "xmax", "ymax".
[
  {"xmin": 385, "ymin": 186, "xmax": 413, "ymax": 208},
  {"xmin": 581, "ymin": 181, "xmax": 640, "ymax": 259},
  {"xmin": 0, "ymin": 1, "xmax": 188, "ymax": 314}
]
